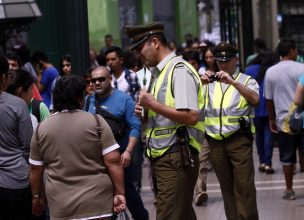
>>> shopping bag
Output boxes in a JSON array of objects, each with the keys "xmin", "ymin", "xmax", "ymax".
[{"xmin": 111, "ymin": 210, "xmax": 130, "ymax": 220}]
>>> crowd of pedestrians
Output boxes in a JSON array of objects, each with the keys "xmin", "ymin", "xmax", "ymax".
[{"xmin": 1, "ymin": 21, "xmax": 304, "ymax": 220}]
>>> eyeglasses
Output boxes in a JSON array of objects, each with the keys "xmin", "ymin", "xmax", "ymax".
[{"xmin": 90, "ymin": 76, "xmax": 107, "ymax": 84}]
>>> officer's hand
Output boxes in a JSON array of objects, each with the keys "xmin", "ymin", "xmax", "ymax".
[
  {"xmin": 135, "ymin": 103, "xmax": 143, "ymax": 118},
  {"xmin": 139, "ymin": 89, "xmax": 155, "ymax": 109},
  {"xmin": 216, "ymin": 70, "xmax": 234, "ymax": 85},
  {"xmin": 200, "ymin": 71, "xmax": 214, "ymax": 84},
  {"xmin": 121, "ymin": 151, "xmax": 132, "ymax": 167}
]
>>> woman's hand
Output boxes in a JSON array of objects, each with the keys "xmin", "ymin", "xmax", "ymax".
[
  {"xmin": 113, "ymin": 194, "xmax": 126, "ymax": 213},
  {"xmin": 32, "ymin": 197, "xmax": 45, "ymax": 217}
]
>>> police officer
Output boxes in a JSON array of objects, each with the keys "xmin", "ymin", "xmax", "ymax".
[
  {"xmin": 126, "ymin": 22, "xmax": 204, "ymax": 220},
  {"xmin": 201, "ymin": 42, "xmax": 259, "ymax": 220}
]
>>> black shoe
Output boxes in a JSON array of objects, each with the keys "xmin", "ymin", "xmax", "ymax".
[{"xmin": 265, "ymin": 165, "xmax": 275, "ymax": 174}]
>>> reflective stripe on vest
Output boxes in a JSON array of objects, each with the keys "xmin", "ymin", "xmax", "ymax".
[
  {"xmin": 146, "ymin": 57, "xmax": 205, "ymax": 158},
  {"xmin": 205, "ymin": 72, "xmax": 255, "ymax": 140}
]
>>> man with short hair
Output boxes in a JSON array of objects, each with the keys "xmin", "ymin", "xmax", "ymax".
[
  {"xmin": 264, "ymin": 39, "xmax": 304, "ymax": 200},
  {"xmin": 100, "ymin": 34, "xmax": 114, "ymax": 55},
  {"xmin": 7, "ymin": 53, "xmax": 21, "ymax": 70},
  {"xmin": 201, "ymin": 42, "xmax": 259, "ymax": 220},
  {"xmin": 105, "ymin": 46, "xmax": 140, "ymax": 101},
  {"xmin": 32, "ymin": 51, "xmax": 59, "ymax": 108},
  {"xmin": 85, "ymin": 66, "xmax": 148, "ymax": 220},
  {"xmin": 126, "ymin": 22, "xmax": 205, "ymax": 220}
]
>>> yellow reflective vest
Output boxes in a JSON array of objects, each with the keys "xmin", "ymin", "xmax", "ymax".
[
  {"xmin": 205, "ymin": 72, "xmax": 256, "ymax": 140},
  {"xmin": 146, "ymin": 57, "xmax": 205, "ymax": 159}
]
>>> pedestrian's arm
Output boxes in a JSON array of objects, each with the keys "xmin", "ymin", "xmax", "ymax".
[
  {"xmin": 266, "ymin": 99, "xmax": 278, "ymax": 133},
  {"xmin": 19, "ymin": 103, "xmax": 33, "ymax": 160},
  {"xmin": 294, "ymin": 82, "xmax": 304, "ymax": 106},
  {"xmin": 30, "ymin": 164, "xmax": 45, "ymax": 216},
  {"xmin": 104, "ymin": 150, "xmax": 126, "ymax": 212},
  {"xmin": 121, "ymin": 97, "xmax": 140, "ymax": 167},
  {"xmin": 35, "ymin": 71, "xmax": 45, "ymax": 92},
  {"xmin": 30, "ymin": 164, "xmax": 45, "ymax": 196},
  {"xmin": 121, "ymin": 136, "xmax": 137, "ymax": 167}
]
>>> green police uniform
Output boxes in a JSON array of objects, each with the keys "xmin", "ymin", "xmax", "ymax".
[
  {"xmin": 126, "ymin": 23, "xmax": 205, "ymax": 220},
  {"xmin": 205, "ymin": 42, "xmax": 259, "ymax": 220}
]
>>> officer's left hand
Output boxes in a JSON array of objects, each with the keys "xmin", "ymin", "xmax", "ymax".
[
  {"xmin": 121, "ymin": 151, "xmax": 131, "ymax": 167},
  {"xmin": 216, "ymin": 70, "xmax": 235, "ymax": 85},
  {"xmin": 139, "ymin": 89, "xmax": 155, "ymax": 109}
]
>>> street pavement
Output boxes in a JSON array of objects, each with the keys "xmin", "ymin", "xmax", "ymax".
[{"xmin": 137, "ymin": 147, "xmax": 304, "ymax": 220}]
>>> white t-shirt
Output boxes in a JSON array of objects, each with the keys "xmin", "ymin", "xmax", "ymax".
[{"xmin": 264, "ymin": 60, "xmax": 304, "ymax": 131}]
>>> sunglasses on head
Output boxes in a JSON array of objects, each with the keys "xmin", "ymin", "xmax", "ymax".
[{"xmin": 90, "ymin": 76, "xmax": 107, "ymax": 84}]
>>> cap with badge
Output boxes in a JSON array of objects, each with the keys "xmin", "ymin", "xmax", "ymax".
[
  {"xmin": 125, "ymin": 22, "xmax": 164, "ymax": 50},
  {"xmin": 214, "ymin": 42, "xmax": 238, "ymax": 61}
]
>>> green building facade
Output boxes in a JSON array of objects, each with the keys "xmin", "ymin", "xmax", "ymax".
[{"xmin": 88, "ymin": 0, "xmax": 199, "ymax": 51}]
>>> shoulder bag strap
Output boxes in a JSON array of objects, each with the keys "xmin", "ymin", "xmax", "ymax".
[{"xmin": 93, "ymin": 114, "xmax": 102, "ymax": 138}]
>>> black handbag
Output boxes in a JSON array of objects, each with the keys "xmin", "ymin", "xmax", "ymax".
[{"xmin": 289, "ymin": 106, "xmax": 304, "ymax": 133}]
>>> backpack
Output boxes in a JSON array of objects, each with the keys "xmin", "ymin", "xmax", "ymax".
[
  {"xmin": 85, "ymin": 95, "xmax": 127, "ymax": 140},
  {"xmin": 124, "ymin": 68, "xmax": 140, "ymax": 101},
  {"xmin": 32, "ymin": 98, "xmax": 41, "ymax": 123}
]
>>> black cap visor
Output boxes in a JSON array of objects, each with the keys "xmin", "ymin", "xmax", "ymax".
[
  {"xmin": 130, "ymin": 34, "xmax": 150, "ymax": 51},
  {"xmin": 130, "ymin": 31, "xmax": 163, "ymax": 51},
  {"xmin": 215, "ymin": 56, "xmax": 234, "ymax": 62}
]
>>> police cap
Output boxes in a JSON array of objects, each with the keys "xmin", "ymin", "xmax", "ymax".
[
  {"xmin": 214, "ymin": 42, "xmax": 238, "ymax": 61},
  {"xmin": 125, "ymin": 22, "xmax": 164, "ymax": 50}
]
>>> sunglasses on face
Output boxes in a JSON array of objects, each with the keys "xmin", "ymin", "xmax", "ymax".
[{"xmin": 90, "ymin": 76, "xmax": 107, "ymax": 84}]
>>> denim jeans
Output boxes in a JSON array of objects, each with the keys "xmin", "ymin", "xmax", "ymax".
[
  {"xmin": 0, "ymin": 186, "xmax": 31, "ymax": 220},
  {"xmin": 124, "ymin": 164, "xmax": 149, "ymax": 220},
  {"xmin": 254, "ymin": 116, "xmax": 274, "ymax": 165}
]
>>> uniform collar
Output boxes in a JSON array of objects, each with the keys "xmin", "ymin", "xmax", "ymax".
[{"xmin": 153, "ymin": 52, "xmax": 176, "ymax": 75}]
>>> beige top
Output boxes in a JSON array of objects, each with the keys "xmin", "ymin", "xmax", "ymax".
[{"xmin": 30, "ymin": 111, "xmax": 119, "ymax": 220}]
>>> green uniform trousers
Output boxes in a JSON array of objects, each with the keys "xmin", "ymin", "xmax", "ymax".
[
  {"xmin": 208, "ymin": 133, "xmax": 259, "ymax": 220},
  {"xmin": 151, "ymin": 150, "xmax": 199, "ymax": 220}
]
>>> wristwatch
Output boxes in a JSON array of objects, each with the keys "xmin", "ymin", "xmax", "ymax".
[{"xmin": 32, "ymin": 193, "xmax": 42, "ymax": 198}]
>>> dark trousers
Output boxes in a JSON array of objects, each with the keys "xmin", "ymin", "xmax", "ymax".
[
  {"xmin": 254, "ymin": 116, "xmax": 274, "ymax": 165},
  {"xmin": 0, "ymin": 186, "xmax": 31, "ymax": 220},
  {"xmin": 125, "ymin": 164, "xmax": 149, "ymax": 220},
  {"xmin": 152, "ymin": 151, "xmax": 199, "ymax": 220},
  {"xmin": 208, "ymin": 133, "xmax": 259, "ymax": 220}
]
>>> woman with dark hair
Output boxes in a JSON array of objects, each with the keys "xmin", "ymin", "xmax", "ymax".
[
  {"xmin": 201, "ymin": 46, "xmax": 219, "ymax": 75},
  {"xmin": 0, "ymin": 55, "xmax": 33, "ymax": 220},
  {"xmin": 59, "ymin": 54, "xmax": 72, "ymax": 76},
  {"xmin": 245, "ymin": 51, "xmax": 279, "ymax": 174},
  {"xmin": 49, "ymin": 54, "xmax": 73, "ymax": 111},
  {"xmin": 83, "ymin": 68, "xmax": 95, "ymax": 96},
  {"xmin": 30, "ymin": 76, "xmax": 126, "ymax": 220}
]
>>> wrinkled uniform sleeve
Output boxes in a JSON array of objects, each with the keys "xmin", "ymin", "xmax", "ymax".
[
  {"xmin": 172, "ymin": 63, "xmax": 199, "ymax": 111},
  {"xmin": 245, "ymin": 77, "xmax": 259, "ymax": 95},
  {"xmin": 124, "ymin": 95, "xmax": 141, "ymax": 139}
]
